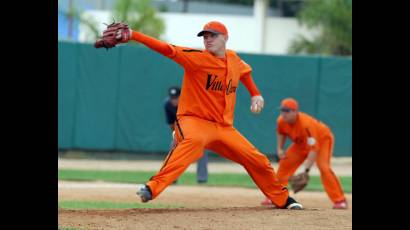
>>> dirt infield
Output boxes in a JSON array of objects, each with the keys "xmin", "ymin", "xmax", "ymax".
[{"xmin": 58, "ymin": 181, "xmax": 352, "ymax": 230}]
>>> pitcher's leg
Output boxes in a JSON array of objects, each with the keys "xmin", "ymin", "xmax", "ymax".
[
  {"xmin": 208, "ymin": 127, "xmax": 289, "ymax": 208},
  {"xmin": 144, "ymin": 117, "xmax": 210, "ymax": 200}
]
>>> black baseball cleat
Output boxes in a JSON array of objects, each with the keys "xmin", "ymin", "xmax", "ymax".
[
  {"xmin": 285, "ymin": 196, "xmax": 303, "ymax": 210},
  {"xmin": 136, "ymin": 185, "xmax": 152, "ymax": 203}
]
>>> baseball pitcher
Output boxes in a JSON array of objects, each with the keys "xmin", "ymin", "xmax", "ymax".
[{"xmin": 95, "ymin": 21, "xmax": 303, "ymax": 210}]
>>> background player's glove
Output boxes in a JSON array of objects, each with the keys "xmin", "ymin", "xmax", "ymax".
[
  {"xmin": 250, "ymin": 95, "xmax": 264, "ymax": 114},
  {"xmin": 288, "ymin": 171, "xmax": 309, "ymax": 193},
  {"xmin": 95, "ymin": 22, "xmax": 131, "ymax": 49}
]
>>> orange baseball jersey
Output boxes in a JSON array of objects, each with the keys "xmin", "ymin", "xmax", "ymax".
[
  {"xmin": 131, "ymin": 30, "xmax": 292, "ymax": 208},
  {"xmin": 131, "ymin": 31, "xmax": 260, "ymax": 126},
  {"xmin": 168, "ymin": 46, "xmax": 254, "ymax": 126},
  {"xmin": 277, "ymin": 112, "xmax": 331, "ymax": 152}
]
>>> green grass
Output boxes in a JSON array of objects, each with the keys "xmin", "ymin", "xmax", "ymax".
[
  {"xmin": 58, "ymin": 200, "xmax": 182, "ymax": 209},
  {"xmin": 306, "ymin": 175, "xmax": 352, "ymax": 192},
  {"xmin": 58, "ymin": 169, "xmax": 154, "ymax": 184},
  {"xmin": 58, "ymin": 169, "xmax": 352, "ymax": 193}
]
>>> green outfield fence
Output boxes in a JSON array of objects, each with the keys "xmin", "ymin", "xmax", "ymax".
[{"xmin": 58, "ymin": 41, "xmax": 352, "ymax": 156}]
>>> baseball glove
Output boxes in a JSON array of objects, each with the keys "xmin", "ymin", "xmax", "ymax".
[
  {"xmin": 288, "ymin": 172, "xmax": 309, "ymax": 193},
  {"xmin": 95, "ymin": 21, "xmax": 131, "ymax": 49}
]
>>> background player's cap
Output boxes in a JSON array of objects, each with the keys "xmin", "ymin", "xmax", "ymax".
[
  {"xmin": 168, "ymin": 86, "xmax": 181, "ymax": 98},
  {"xmin": 197, "ymin": 21, "xmax": 228, "ymax": 37},
  {"xmin": 280, "ymin": 98, "xmax": 299, "ymax": 110}
]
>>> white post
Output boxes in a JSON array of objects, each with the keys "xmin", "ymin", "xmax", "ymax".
[{"xmin": 254, "ymin": 0, "xmax": 268, "ymax": 53}]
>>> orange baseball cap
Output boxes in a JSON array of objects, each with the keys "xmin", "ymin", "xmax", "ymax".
[
  {"xmin": 280, "ymin": 98, "xmax": 299, "ymax": 111},
  {"xmin": 197, "ymin": 21, "xmax": 228, "ymax": 37}
]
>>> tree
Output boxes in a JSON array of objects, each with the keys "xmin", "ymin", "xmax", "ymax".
[
  {"xmin": 288, "ymin": 0, "xmax": 352, "ymax": 56},
  {"xmin": 63, "ymin": 0, "xmax": 165, "ymax": 42},
  {"xmin": 113, "ymin": 0, "xmax": 165, "ymax": 39},
  {"xmin": 62, "ymin": 5, "xmax": 101, "ymax": 42}
]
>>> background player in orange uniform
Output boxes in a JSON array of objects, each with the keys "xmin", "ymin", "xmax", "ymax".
[
  {"xmin": 96, "ymin": 21, "xmax": 303, "ymax": 209},
  {"xmin": 261, "ymin": 98, "xmax": 347, "ymax": 209}
]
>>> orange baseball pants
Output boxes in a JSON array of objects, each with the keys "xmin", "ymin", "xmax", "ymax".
[
  {"xmin": 276, "ymin": 134, "xmax": 345, "ymax": 203},
  {"xmin": 146, "ymin": 116, "xmax": 289, "ymax": 207}
]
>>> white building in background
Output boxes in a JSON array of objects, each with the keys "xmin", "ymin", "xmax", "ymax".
[{"xmin": 78, "ymin": 0, "xmax": 317, "ymax": 55}]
